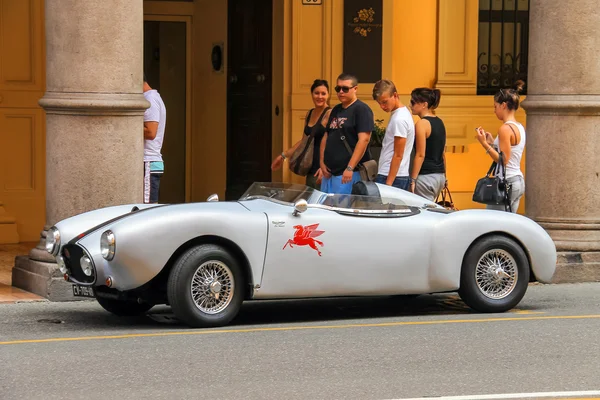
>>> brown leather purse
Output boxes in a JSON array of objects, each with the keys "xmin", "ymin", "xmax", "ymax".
[
  {"xmin": 436, "ymin": 181, "xmax": 458, "ymax": 210},
  {"xmin": 288, "ymin": 107, "xmax": 330, "ymax": 177}
]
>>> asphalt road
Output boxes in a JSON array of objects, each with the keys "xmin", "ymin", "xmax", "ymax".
[{"xmin": 1, "ymin": 283, "xmax": 600, "ymax": 400}]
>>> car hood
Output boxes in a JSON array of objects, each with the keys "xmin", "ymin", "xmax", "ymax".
[{"xmin": 54, "ymin": 203, "xmax": 162, "ymax": 246}]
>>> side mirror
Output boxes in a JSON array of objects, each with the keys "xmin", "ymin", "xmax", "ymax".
[
  {"xmin": 293, "ymin": 199, "xmax": 308, "ymax": 216},
  {"xmin": 207, "ymin": 194, "xmax": 219, "ymax": 202}
]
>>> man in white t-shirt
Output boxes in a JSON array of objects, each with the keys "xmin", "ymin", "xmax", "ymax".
[
  {"xmin": 143, "ymin": 74, "xmax": 167, "ymax": 203},
  {"xmin": 372, "ymin": 79, "xmax": 414, "ymax": 190}
]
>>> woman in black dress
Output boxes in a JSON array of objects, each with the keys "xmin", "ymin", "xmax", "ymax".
[
  {"xmin": 271, "ymin": 79, "xmax": 331, "ymax": 189},
  {"xmin": 409, "ymin": 87, "xmax": 447, "ymax": 201}
]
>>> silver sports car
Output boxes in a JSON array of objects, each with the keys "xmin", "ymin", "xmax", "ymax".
[{"xmin": 45, "ymin": 182, "xmax": 557, "ymax": 328}]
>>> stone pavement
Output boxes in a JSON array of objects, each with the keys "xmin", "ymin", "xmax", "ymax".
[{"xmin": 0, "ymin": 243, "xmax": 46, "ymax": 304}]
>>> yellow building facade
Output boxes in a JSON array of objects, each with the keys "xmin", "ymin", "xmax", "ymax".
[{"xmin": 0, "ymin": 0, "xmax": 528, "ymax": 245}]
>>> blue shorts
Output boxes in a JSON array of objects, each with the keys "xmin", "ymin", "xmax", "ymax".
[{"xmin": 319, "ymin": 172, "xmax": 361, "ymax": 194}]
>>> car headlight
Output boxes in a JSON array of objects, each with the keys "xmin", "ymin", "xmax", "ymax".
[
  {"xmin": 56, "ymin": 255, "xmax": 68, "ymax": 274},
  {"xmin": 45, "ymin": 227, "xmax": 61, "ymax": 255},
  {"xmin": 100, "ymin": 230, "xmax": 115, "ymax": 260},
  {"xmin": 80, "ymin": 256, "xmax": 93, "ymax": 276}
]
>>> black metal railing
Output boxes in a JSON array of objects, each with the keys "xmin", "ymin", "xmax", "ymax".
[{"xmin": 477, "ymin": 0, "xmax": 530, "ymax": 95}]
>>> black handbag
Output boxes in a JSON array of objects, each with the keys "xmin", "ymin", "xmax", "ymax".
[{"xmin": 472, "ymin": 151, "xmax": 512, "ymax": 212}]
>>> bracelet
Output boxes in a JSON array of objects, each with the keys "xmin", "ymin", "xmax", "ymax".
[
  {"xmin": 281, "ymin": 152, "xmax": 287, "ymax": 160},
  {"xmin": 485, "ymin": 146, "xmax": 492, "ymax": 154}
]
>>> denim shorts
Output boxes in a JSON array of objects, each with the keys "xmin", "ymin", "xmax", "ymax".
[
  {"xmin": 320, "ymin": 172, "xmax": 361, "ymax": 194},
  {"xmin": 375, "ymin": 174, "xmax": 410, "ymax": 191},
  {"xmin": 144, "ymin": 161, "xmax": 163, "ymax": 204}
]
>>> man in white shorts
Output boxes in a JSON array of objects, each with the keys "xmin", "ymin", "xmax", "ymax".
[{"xmin": 143, "ymin": 74, "xmax": 167, "ymax": 203}]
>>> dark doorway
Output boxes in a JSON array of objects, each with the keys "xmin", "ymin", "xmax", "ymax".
[
  {"xmin": 143, "ymin": 19, "xmax": 188, "ymax": 204},
  {"xmin": 226, "ymin": 0, "xmax": 273, "ymax": 200}
]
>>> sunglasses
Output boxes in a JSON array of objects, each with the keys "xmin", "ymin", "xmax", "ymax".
[{"xmin": 335, "ymin": 85, "xmax": 355, "ymax": 93}]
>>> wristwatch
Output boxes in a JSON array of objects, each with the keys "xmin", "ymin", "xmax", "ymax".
[
  {"xmin": 280, "ymin": 152, "xmax": 287, "ymax": 160},
  {"xmin": 345, "ymin": 166, "xmax": 353, "ymax": 172}
]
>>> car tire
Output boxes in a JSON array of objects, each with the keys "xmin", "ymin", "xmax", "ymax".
[
  {"xmin": 96, "ymin": 297, "xmax": 154, "ymax": 316},
  {"xmin": 458, "ymin": 234, "xmax": 529, "ymax": 313},
  {"xmin": 167, "ymin": 244, "xmax": 244, "ymax": 328}
]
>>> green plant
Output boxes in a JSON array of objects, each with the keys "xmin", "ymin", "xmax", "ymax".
[{"xmin": 371, "ymin": 118, "xmax": 386, "ymax": 147}]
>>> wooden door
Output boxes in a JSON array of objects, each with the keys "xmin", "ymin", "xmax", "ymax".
[
  {"xmin": 226, "ymin": 0, "xmax": 273, "ymax": 200},
  {"xmin": 143, "ymin": 16, "xmax": 192, "ymax": 204},
  {"xmin": 0, "ymin": 0, "xmax": 46, "ymax": 242}
]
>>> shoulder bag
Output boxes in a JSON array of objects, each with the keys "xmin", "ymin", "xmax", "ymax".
[
  {"xmin": 339, "ymin": 133, "xmax": 378, "ymax": 182},
  {"xmin": 288, "ymin": 107, "xmax": 330, "ymax": 177}
]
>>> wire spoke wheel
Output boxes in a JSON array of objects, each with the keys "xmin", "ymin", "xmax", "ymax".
[
  {"xmin": 190, "ymin": 260, "xmax": 234, "ymax": 314},
  {"xmin": 475, "ymin": 249, "xmax": 518, "ymax": 300}
]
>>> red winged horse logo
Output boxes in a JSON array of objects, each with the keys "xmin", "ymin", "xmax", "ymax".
[{"xmin": 283, "ymin": 223, "xmax": 325, "ymax": 256}]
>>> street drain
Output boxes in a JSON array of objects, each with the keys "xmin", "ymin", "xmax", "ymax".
[{"xmin": 37, "ymin": 318, "xmax": 64, "ymax": 324}]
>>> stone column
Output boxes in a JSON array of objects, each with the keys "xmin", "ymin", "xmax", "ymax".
[
  {"xmin": 12, "ymin": 0, "xmax": 148, "ymax": 300},
  {"xmin": 522, "ymin": 0, "xmax": 600, "ymax": 282}
]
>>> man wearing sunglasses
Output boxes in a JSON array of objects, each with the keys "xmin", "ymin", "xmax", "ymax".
[{"xmin": 319, "ymin": 73, "xmax": 374, "ymax": 194}]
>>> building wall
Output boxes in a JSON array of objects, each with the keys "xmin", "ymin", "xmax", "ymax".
[
  {"xmin": 1, "ymin": 0, "xmax": 528, "ymax": 243},
  {"xmin": 0, "ymin": 0, "xmax": 46, "ymax": 243},
  {"xmin": 190, "ymin": 0, "xmax": 229, "ymax": 202}
]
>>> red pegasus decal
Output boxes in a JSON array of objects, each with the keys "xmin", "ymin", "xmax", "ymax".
[{"xmin": 283, "ymin": 223, "xmax": 325, "ymax": 256}]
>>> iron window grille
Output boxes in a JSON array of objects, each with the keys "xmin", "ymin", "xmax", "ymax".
[{"xmin": 477, "ymin": 0, "xmax": 530, "ymax": 95}]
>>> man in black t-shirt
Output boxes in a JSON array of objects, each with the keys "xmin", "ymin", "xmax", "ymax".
[{"xmin": 320, "ymin": 73, "xmax": 374, "ymax": 194}]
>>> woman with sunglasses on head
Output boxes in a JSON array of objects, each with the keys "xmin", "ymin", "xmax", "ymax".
[
  {"xmin": 271, "ymin": 79, "xmax": 331, "ymax": 189},
  {"xmin": 475, "ymin": 80, "xmax": 526, "ymax": 213},
  {"xmin": 409, "ymin": 87, "xmax": 447, "ymax": 201}
]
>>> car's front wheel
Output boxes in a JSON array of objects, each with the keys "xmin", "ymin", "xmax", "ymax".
[
  {"xmin": 458, "ymin": 234, "xmax": 529, "ymax": 313},
  {"xmin": 96, "ymin": 297, "xmax": 154, "ymax": 316},
  {"xmin": 167, "ymin": 244, "xmax": 244, "ymax": 328}
]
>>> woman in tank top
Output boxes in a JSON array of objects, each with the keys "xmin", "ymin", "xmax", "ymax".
[
  {"xmin": 475, "ymin": 80, "xmax": 526, "ymax": 213},
  {"xmin": 409, "ymin": 87, "xmax": 447, "ymax": 201},
  {"xmin": 271, "ymin": 79, "xmax": 331, "ymax": 189}
]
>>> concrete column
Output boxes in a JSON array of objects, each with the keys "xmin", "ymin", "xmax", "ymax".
[
  {"xmin": 522, "ymin": 0, "xmax": 600, "ymax": 282},
  {"xmin": 12, "ymin": 0, "xmax": 148, "ymax": 300}
]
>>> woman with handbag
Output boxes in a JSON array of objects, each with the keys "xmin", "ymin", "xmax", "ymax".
[
  {"xmin": 475, "ymin": 80, "xmax": 526, "ymax": 213},
  {"xmin": 271, "ymin": 79, "xmax": 331, "ymax": 189},
  {"xmin": 408, "ymin": 87, "xmax": 447, "ymax": 201}
]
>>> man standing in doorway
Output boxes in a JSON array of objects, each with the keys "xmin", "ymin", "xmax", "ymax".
[
  {"xmin": 372, "ymin": 79, "xmax": 414, "ymax": 190},
  {"xmin": 143, "ymin": 74, "xmax": 167, "ymax": 204},
  {"xmin": 320, "ymin": 73, "xmax": 374, "ymax": 194}
]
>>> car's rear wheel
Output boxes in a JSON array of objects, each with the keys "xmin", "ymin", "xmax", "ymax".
[
  {"xmin": 458, "ymin": 235, "xmax": 529, "ymax": 313},
  {"xmin": 96, "ymin": 297, "xmax": 154, "ymax": 316},
  {"xmin": 167, "ymin": 244, "xmax": 244, "ymax": 328}
]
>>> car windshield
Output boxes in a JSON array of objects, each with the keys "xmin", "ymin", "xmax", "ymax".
[{"xmin": 239, "ymin": 182, "xmax": 415, "ymax": 213}]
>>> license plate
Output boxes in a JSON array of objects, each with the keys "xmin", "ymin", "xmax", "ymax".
[{"xmin": 72, "ymin": 284, "xmax": 95, "ymax": 298}]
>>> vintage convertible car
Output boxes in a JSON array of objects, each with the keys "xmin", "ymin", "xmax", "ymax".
[{"xmin": 45, "ymin": 182, "xmax": 557, "ymax": 328}]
